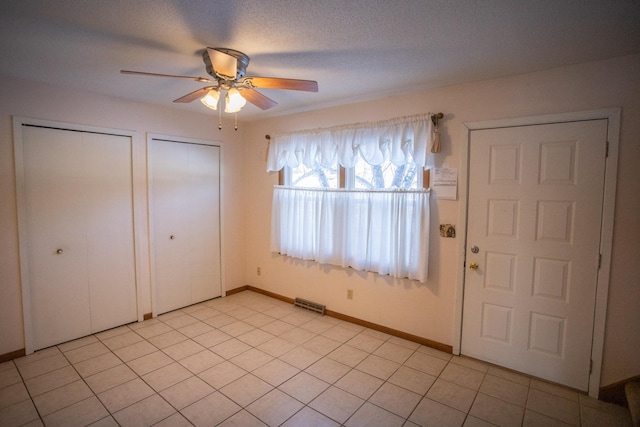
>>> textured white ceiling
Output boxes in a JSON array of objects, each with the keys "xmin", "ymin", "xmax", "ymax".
[{"xmin": 1, "ymin": 0, "xmax": 639, "ymax": 120}]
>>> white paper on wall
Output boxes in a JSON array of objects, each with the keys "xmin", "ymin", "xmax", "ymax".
[{"xmin": 432, "ymin": 167, "xmax": 457, "ymax": 200}]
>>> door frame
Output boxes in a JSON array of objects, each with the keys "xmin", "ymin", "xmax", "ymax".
[
  {"xmin": 13, "ymin": 116, "xmax": 144, "ymax": 354},
  {"xmin": 146, "ymin": 133, "xmax": 225, "ymax": 317},
  {"xmin": 453, "ymin": 108, "xmax": 620, "ymax": 397}
]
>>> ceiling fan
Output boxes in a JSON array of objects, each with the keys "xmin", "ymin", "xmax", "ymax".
[{"xmin": 121, "ymin": 47, "xmax": 318, "ymax": 121}]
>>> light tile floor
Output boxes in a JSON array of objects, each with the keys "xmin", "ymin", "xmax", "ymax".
[{"xmin": 0, "ymin": 290, "xmax": 632, "ymax": 426}]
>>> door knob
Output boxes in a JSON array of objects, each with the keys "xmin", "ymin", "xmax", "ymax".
[
  {"xmin": 170, "ymin": 235, "xmax": 175, "ymax": 240},
  {"xmin": 469, "ymin": 262, "xmax": 479, "ymax": 270},
  {"xmin": 56, "ymin": 249, "xmax": 63, "ymax": 254}
]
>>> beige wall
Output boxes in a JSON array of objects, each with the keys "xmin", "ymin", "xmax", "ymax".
[
  {"xmin": 1, "ymin": 54, "xmax": 638, "ymax": 388},
  {"xmin": 0, "ymin": 76, "xmax": 247, "ymax": 355},
  {"xmin": 244, "ymin": 54, "xmax": 640, "ymax": 387}
]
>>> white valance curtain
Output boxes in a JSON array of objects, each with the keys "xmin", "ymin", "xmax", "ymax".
[
  {"xmin": 271, "ymin": 187, "xmax": 430, "ymax": 283},
  {"xmin": 266, "ymin": 113, "xmax": 435, "ymax": 172}
]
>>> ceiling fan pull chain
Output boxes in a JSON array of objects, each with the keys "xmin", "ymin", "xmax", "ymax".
[
  {"xmin": 218, "ymin": 106, "xmax": 222, "ymax": 130},
  {"xmin": 234, "ymin": 113, "xmax": 238, "ymax": 131}
]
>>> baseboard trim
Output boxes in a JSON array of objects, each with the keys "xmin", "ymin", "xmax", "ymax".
[
  {"xmin": 244, "ymin": 285, "xmax": 452, "ymax": 354},
  {"xmin": 0, "ymin": 348, "xmax": 26, "ymax": 363},
  {"xmin": 325, "ymin": 309, "xmax": 453, "ymax": 353},
  {"xmin": 3, "ymin": 287, "xmax": 453, "ymax": 363},
  {"xmin": 226, "ymin": 285, "xmax": 249, "ymax": 296},
  {"xmin": 247, "ymin": 286, "xmax": 295, "ymax": 304},
  {"xmin": 143, "ymin": 313, "xmax": 153, "ymax": 321},
  {"xmin": 599, "ymin": 374, "xmax": 640, "ymax": 408}
]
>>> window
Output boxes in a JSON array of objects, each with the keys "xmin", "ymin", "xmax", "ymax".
[
  {"xmin": 353, "ymin": 153, "xmax": 419, "ymax": 190},
  {"xmin": 268, "ymin": 114, "xmax": 435, "ymax": 282},
  {"xmin": 284, "ymin": 155, "xmax": 424, "ymax": 190},
  {"xmin": 287, "ymin": 162, "xmax": 339, "ymax": 188}
]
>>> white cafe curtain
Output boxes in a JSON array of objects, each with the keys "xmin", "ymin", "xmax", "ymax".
[{"xmin": 271, "ymin": 187, "xmax": 430, "ymax": 283}]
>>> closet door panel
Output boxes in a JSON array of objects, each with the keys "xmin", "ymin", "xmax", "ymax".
[
  {"xmin": 82, "ymin": 132, "xmax": 137, "ymax": 331},
  {"xmin": 23, "ymin": 127, "xmax": 92, "ymax": 349},
  {"xmin": 150, "ymin": 140, "xmax": 191, "ymax": 313},
  {"xmin": 187, "ymin": 144, "xmax": 221, "ymax": 303}
]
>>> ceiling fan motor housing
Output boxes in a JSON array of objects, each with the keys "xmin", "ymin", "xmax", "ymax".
[{"xmin": 203, "ymin": 47, "xmax": 250, "ymax": 81}]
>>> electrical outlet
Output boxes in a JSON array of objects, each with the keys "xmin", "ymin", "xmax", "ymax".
[
  {"xmin": 257, "ymin": 267, "xmax": 261, "ymax": 276},
  {"xmin": 347, "ymin": 289, "xmax": 353, "ymax": 300}
]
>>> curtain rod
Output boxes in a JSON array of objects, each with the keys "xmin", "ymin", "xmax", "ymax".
[
  {"xmin": 274, "ymin": 185, "xmax": 430, "ymax": 194},
  {"xmin": 265, "ymin": 112, "xmax": 444, "ymax": 140}
]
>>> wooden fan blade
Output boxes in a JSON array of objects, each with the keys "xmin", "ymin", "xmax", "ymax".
[
  {"xmin": 120, "ymin": 70, "xmax": 211, "ymax": 83},
  {"xmin": 245, "ymin": 77, "xmax": 318, "ymax": 92},
  {"xmin": 173, "ymin": 86, "xmax": 215, "ymax": 103},
  {"xmin": 207, "ymin": 48, "xmax": 237, "ymax": 79},
  {"xmin": 240, "ymin": 89, "xmax": 278, "ymax": 110}
]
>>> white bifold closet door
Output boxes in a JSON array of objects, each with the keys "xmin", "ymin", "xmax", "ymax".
[
  {"xmin": 20, "ymin": 125, "xmax": 137, "ymax": 351},
  {"xmin": 149, "ymin": 138, "xmax": 222, "ymax": 315}
]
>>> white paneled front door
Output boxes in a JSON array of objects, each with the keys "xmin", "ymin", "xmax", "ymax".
[
  {"xmin": 461, "ymin": 119, "xmax": 608, "ymax": 391},
  {"xmin": 149, "ymin": 138, "xmax": 222, "ymax": 315}
]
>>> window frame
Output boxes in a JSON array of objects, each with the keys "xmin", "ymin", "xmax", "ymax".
[{"xmin": 280, "ymin": 164, "xmax": 430, "ymax": 189}]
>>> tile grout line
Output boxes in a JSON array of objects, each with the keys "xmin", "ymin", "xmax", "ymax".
[
  {"xmin": 51, "ymin": 342, "xmax": 113, "ymax": 425},
  {"xmin": 10, "ymin": 358, "xmax": 45, "ymax": 426},
  {"xmin": 5, "ymin": 291, "xmax": 625, "ymax": 426},
  {"xmin": 129, "ymin": 313, "xmax": 212, "ymax": 426},
  {"xmin": 320, "ymin": 335, "xmax": 398, "ymax": 426}
]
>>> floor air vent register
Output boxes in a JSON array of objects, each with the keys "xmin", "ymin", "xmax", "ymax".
[{"xmin": 293, "ymin": 297, "xmax": 325, "ymax": 315}]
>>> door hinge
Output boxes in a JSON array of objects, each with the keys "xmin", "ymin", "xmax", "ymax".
[
  {"xmin": 598, "ymin": 253, "xmax": 602, "ymax": 270},
  {"xmin": 589, "ymin": 359, "xmax": 593, "ymax": 374},
  {"xmin": 605, "ymin": 141, "xmax": 609, "ymax": 157}
]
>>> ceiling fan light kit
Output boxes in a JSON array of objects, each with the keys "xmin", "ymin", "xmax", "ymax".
[
  {"xmin": 200, "ymin": 89, "xmax": 220, "ymax": 110},
  {"xmin": 224, "ymin": 88, "xmax": 246, "ymax": 113},
  {"xmin": 121, "ymin": 47, "xmax": 318, "ymax": 130}
]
